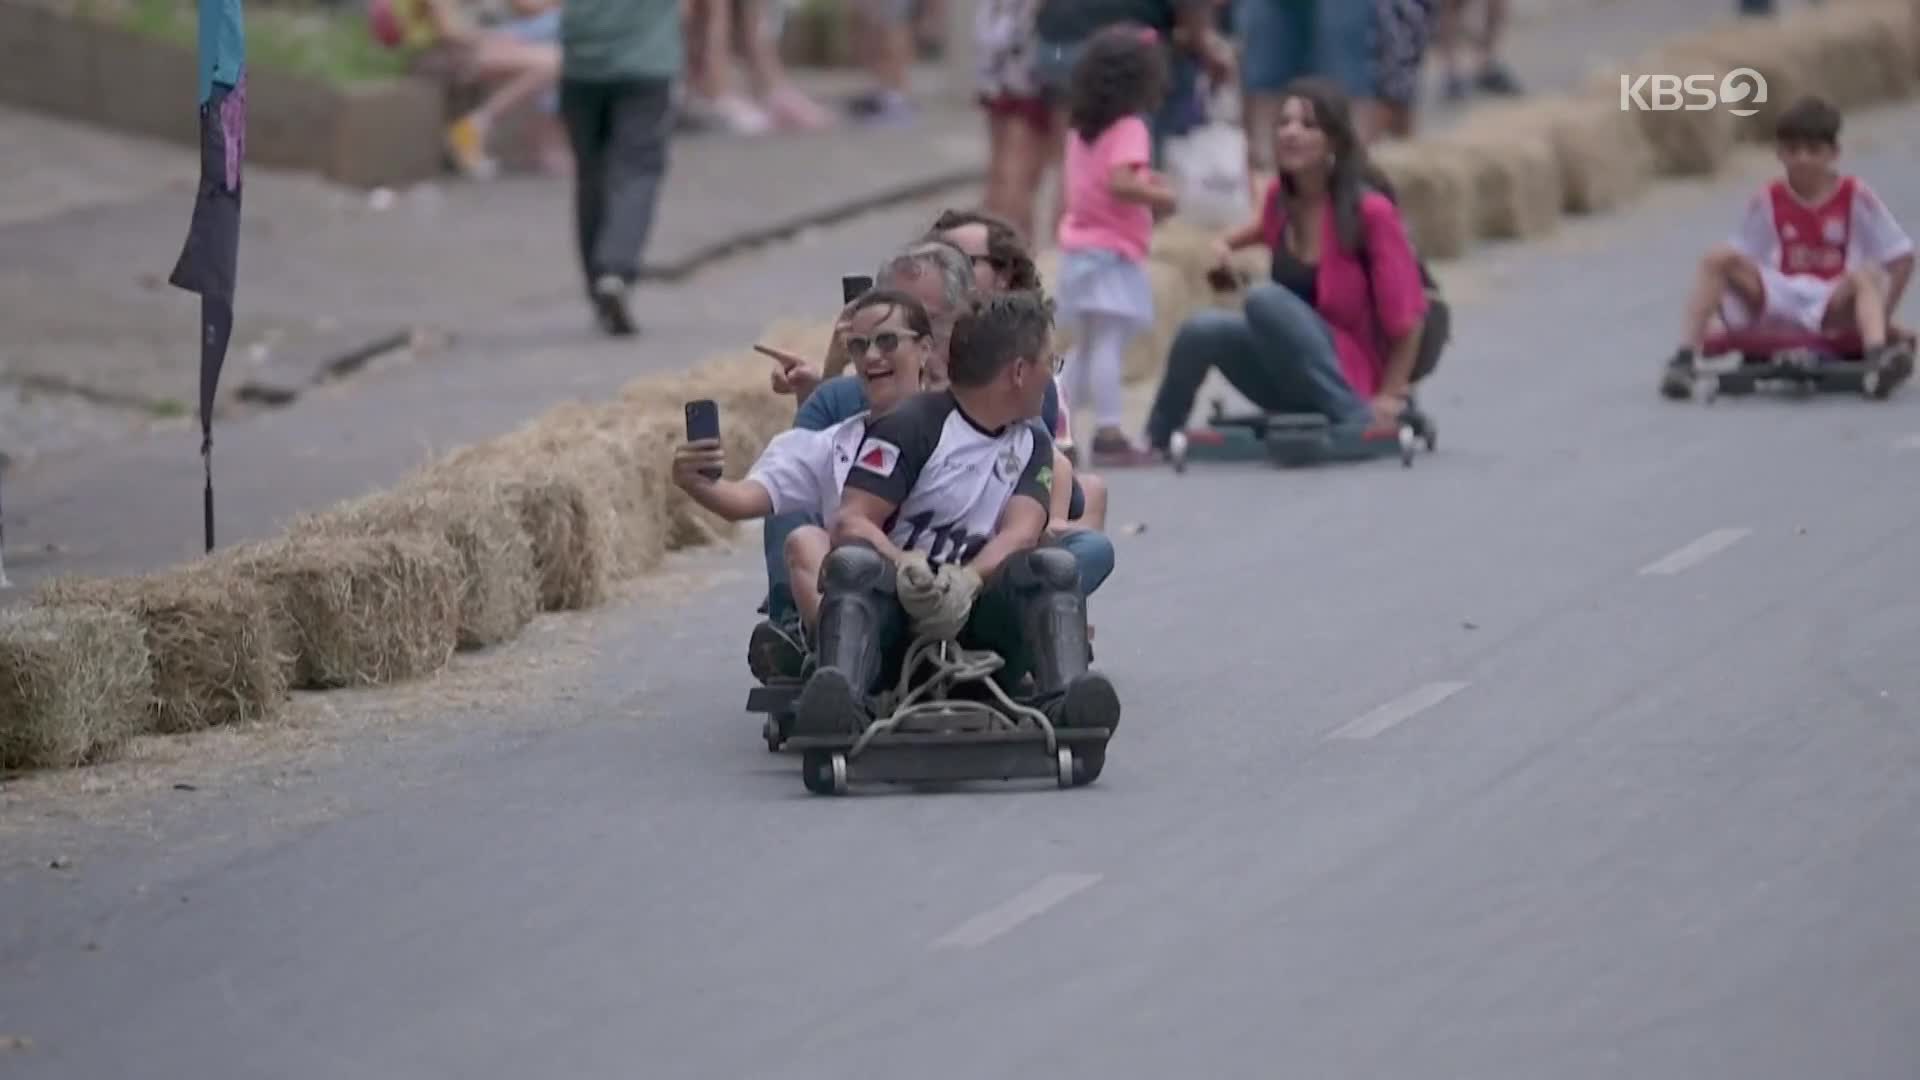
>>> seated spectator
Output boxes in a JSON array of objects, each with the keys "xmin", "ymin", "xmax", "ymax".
[
  {"xmin": 1143, "ymin": 79, "xmax": 1428, "ymax": 458},
  {"xmin": 390, "ymin": 0, "xmax": 566, "ymax": 178}
]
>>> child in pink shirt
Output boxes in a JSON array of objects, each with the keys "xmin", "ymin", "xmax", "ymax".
[{"xmin": 1054, "ymin": 25, "xmax": 1179, "ymax": 467}]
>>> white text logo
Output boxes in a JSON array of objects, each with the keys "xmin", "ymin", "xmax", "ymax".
[{"xmin": 1619, "ymin": 68, "xmax": 1767, "ymax": 117}]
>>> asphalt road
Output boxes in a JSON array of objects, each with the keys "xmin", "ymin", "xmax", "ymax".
[{"xmin": 7, "ymin": 107, "xmax": 1920, "ymax": 1079}]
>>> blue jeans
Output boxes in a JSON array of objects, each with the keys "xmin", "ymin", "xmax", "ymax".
[
  {"xmin": 762, "ymin": 510, "xmax": 1115, "ymax": 624},
  {"xmin": 1145, "ymin": 283, "xmax": 1383, "ymax": 450},
  {"xmin": 1237, "ymin": 0, "xmax": 1376, "ymax": 99}
]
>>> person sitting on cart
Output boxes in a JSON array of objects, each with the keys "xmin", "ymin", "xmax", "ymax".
[
  {"xmin": 673, "ymin": 288, "xmax": 934, "ymax": 681},
  {"xmin": 792, "ymin": 290, "xmax": 1120, "ymax": 741},
  {"xmin": 1660, "ymin": 95, "xmax": 1916, "ymax": 399},
  {"xmin": 1140, "ymin": 78, "xmax": 1430, "ymax": 459},
  {"xmin": 757, "ymin": 239, "xmax": 1115, "ymax": 657}
]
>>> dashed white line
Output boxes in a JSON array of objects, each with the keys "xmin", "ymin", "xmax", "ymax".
[
  {"xmin": 1326, "ymin": 681, "xmax": 1471, "ymax": 741},
  {"xmin": 1638, "ymin": 527, "xmax": 1751, "ymax": 576},
  {"xmin": 931, "ymin": 873, "xmax": 1102, "ymax": 950}
]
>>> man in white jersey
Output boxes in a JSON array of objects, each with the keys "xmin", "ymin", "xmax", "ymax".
[{"xmin": 793, "ymin": 291, "xmax": 1121, "ymax": 739}]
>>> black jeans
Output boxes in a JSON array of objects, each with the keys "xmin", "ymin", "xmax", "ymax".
[{"xmin": 559, "ymin": 77, "xmax": 672, "ymax": 287}]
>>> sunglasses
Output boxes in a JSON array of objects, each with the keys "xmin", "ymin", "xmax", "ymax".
[{"xmin": 844, "ymin": 330, "xmax": 924, "ymax": 358}]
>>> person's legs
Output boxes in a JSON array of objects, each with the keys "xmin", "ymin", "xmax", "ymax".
[
  {"xmin": 847, "ymin": 0, "xmax": 915, "ymax": 124},
  {"xmin": 1078, "ymin": 310, "xmax": 1136, "ymax": 443},
  {"xmin": 1823, "ymin": 267, "xmax": 1889, "ymax": 348},
  {"xmin": 1144, "ymin": 308, "xmax": 1265, "ymax": 448},
  {"xmin": 1239, "ymin": 284, "xmax": 1370, "ymax": 422},
  {"xmin": 1471, "ymin": 0, "xmax": 1522, "ymax": 95},
  {"xmin": 1053, "ymin": 528, "xmax": 1116, "ymax": 597},
  {"xmin": 762, "ymin": 510, "xmax": 813, "ymax": 625},
  {"xmin": 1663, "ymin": 245, "xmax": 1766, "ymax": 396},
  {"xmin": 984, "ymin": 103, "xmax": 1054, "ymax": 247},
  {"xmin": 961, "ymin": 546, "xmax": 1118, "ymax": 730},
  {"xmin": 794, "ymin": 541, "xmax": 910, "ymax": 735},
  {"xmin": 1073, "ymin": 472, "xmax": 1108, "ymax": 530},
  {"xmin": 587, "ymin": 77, "xmax": 675, "ymax": 333},
  {"xmin": 736, "ymin": 0, "xmax": 832, "ymax": 129},
  {"xmin": 782, "ymin": 521, "xmax": 834, "ymax": 630},
  {"xmin": 559, "ymin": 79, "xmax": 611, "ymax": 289},
  {"xmin": 1239, "ymin": 0, "xmax": 1312, "ymax": 180}
]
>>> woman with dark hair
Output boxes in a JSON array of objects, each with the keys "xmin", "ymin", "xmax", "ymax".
[{"xmin": 1144, "ymin": 77, "xmax": 1430, "ymax": 458}]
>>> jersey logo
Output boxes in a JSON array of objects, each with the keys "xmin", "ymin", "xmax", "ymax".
[
  {"xmin": 1034, "ymin": 465, "xmax": 1053, "ymax": 494},
  {"xmin": 854, "ymin": 438, "xmax": 900, "ymax": 477},
  {"xmin": 994, "ymin": 444, "xmax": 1021, "ymax": 480}
]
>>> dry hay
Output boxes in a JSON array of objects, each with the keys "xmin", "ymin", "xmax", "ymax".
[
  {"xmin": 290, "ymin": 484, "xmax": 538, "ymax": 649},
  {"xmin": 35, "ymin": 567, "xmax": 287, "ymax": 734},
  {"xmin": 220, "ymin": 533, "xmax": 461, "ymax": 689},
  {"xmin": 1371, "ymin": 140, "xmax": 1477, "ymax": 258},
  {"xmin": 1656, "ymin": 22, "xmax": 1815, "ymax": 142},
  {"xmin": 0, "ymin": 605, "xmax": 151, "ymax": 770},
  {"xmin": 1484, "ymin": 95, "xmax": 1655, "ymax": 216},
  {"xmin": 1436, "ymin": 122, "xmax": 1566, "ymax": 242},
  {"xmin": 1148, "ymin": 218, "xmax": 1230, "ymax": 282},
  {"xmin": 483, "ymin": 399, "xmax": 669, "ymax": 576},
  {"xmin": 419, "ymin": 427, "xmax": 624, "ymax": 612}
]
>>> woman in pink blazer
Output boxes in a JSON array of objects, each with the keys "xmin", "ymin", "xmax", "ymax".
[{"xmin": 1144, "ymin": 78, "xmax": 1430, "ymax": 459}]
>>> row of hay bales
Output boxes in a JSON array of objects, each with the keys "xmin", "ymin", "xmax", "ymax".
[{"xmin": 4, "ymin": 0, "xmax": 1918, "ymax": 773}]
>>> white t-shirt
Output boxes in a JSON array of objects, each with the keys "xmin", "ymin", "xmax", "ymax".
[
  {"xmin": 746, "ymin": 413, "xmax": 870, "ymax": 520},
  {"xmin": 1729, "ymin": 176, "xmax": 1913, "ymax": 278},
  {"xmin": 842, "ymin": 391, "xmax": 1055, "ymax": 568}
]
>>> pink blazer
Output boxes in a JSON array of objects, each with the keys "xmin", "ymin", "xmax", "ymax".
[{"xmin": 1260, "ymin": 185, "xmax": 1429, "ymax": 399}]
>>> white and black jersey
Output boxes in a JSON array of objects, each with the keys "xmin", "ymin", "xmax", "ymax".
[
  {"xmin": 843, "ymin": 391, "xmax": 1055, "ymax": 567},
  {"xmin": 745, "ymin": 412, "xmax": 869, "ymax": 519}
]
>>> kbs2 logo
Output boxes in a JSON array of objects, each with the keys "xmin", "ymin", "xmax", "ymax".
[{"xmin": 1619, "ymin": 68, "xmax": 1768, "ymax": 117}]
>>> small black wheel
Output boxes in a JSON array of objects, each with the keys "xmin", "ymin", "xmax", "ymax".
[
  {"xmin": 1397, "ymin": 424, "xmax": 1417, "ymax": 468},
  {"xmin": 764, "ymin": 714, "xmax": 789, "ymax": 752},
  {"xmin": 801, "ymin": 750, "xmax": 846, "ymax": 796},
  {"xmin": 1169, "ymin": 431, "xmax": 1189, "ymax": 474}
]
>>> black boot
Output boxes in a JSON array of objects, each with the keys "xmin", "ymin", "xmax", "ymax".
[
  {"xmin": 794, "ymin": 543, "xmax": 897, "ymax": 737},
  {"xmin": 1011, "ymin": 547, "xmax": 1121, "ymax": 735}
]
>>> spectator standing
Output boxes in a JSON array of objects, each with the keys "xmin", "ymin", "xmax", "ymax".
[
  {"xmin": 1371, "ymin": 0, "xmax": 1437, "ymax": 139},
  {"xmin": 683, "ymin": 0, "xmax": 834, "ymax": 134},
  {"xmin": 1432, "ymin": 0, "xmax": 1521, "ymax": 101},
  {"xmin": 1238, "ymin": 0, "xmax": 1378, "ymax": 168},
  {"xmin": 559, "ymin": 0, "xmax": 681, "ymax": 336},
  {"xmin": 844, "ymin": 0, "xmax": 919, "ymax": 126}
]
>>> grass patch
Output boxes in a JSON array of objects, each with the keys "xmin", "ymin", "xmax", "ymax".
[{"xmin": 77, "ymin": 0, "xmax": 409, "ymax": 84}]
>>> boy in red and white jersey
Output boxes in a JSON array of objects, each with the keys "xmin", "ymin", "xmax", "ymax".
[{"xmin": 1661, "ymin": 96, "xmax": 1916, "ymax": 398}]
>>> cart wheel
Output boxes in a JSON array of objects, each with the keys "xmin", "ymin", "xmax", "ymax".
[
  {"xmin": 801, "ymin": 750, "xmax": 848, "ymax": 795},
  {"xmin": 1169, "ymin": 431, "xmax": 1189, "ymax": 474},
  {"xmin": 1422, "ymin": 418, "xmax": 1437, "ymax": 452},
  {"xmin": 1864, "ymin": 368, "xmax": 1886, "ymax": 399},
  {"xmin": 1398, "ymin": 424, "xmax": 1417, "ymax": 468},
  {"xmin": 1056, "ymin": 747, "xmax": 1076, "ymax": 789},
  {"xmin": 763, "ymin": 716, "xmax": 784, "ymax": 753}
]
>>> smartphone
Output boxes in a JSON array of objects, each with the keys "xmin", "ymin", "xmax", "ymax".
[
  {"xmin": 841, "ymin": 274, "xmax": 874, "ymax": 304},
  {"xmin": 684, "ymin": 399, "xmax": 722, "ymax": 481}
]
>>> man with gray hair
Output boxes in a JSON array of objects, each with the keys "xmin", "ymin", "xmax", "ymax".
[{"xmin": 865, "ymin": 239, "xmax": 978, "ymax": 387}]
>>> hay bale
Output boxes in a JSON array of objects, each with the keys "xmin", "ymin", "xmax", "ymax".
[
  {"xmin": 0, "ymin": 606, "xmax": 151, "ymax": 770},
  {"xmin": 1657, "ymin": 23, "xmax": 1815, "ymax": 142},
  {"xmin": 1491, "ymin": 96, "xmax": 1655, "ymax": 215},
  {"xmin": 1435, "ymin": 123, "xmax": 1565, "ymax": 242},
  {"xmin": 223, "ymin": 534, "xmax": 461, "ymax": 689},
  {"xmin": 1371, "ymin": 141, "xmax": 1477, "ymax": 258},
  {"xmin": 36, "ymin": 568, "xmax": 286, "ymax": 733},
  {"xmin": 421, "ymin": 434, "xmax": 624, "ymax": 611},
  {"xmin": 291, "ymin": 485, "xmax": 537, "ymax": 649},
  {"xmin": 510, "ymin": 401, "xmax": 671, "ymax": 574}
]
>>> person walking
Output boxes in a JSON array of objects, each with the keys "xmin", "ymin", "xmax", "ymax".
[{"xmin": 558, "ymin": 0, "xmax": 681, "ymax": 336}]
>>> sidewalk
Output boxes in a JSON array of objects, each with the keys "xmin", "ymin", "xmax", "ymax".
[{"xmin": 0, "ymin": 0, "xmax": 1758, "ymax": 592}]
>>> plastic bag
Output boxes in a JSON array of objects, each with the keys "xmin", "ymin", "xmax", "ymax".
[{"xmin": 1164, "ymin": 88, "xmax": 1251, "ymax": 228}]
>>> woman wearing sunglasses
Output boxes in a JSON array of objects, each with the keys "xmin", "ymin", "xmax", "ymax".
[{"xmin": 673, "ymin": 290, "xmax": 935, "ymax": 682}]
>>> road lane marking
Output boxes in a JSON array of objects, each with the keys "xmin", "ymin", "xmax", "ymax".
[
  {"xmin": 1638, "ymin": 528, "xmax": 1751, "ymax": 576},
  {"xmin": 932, "ymin": 873, "xmax": 1102, "ymax": 950},
  {"xmin": 1326, "ymin": 681, "xmax": 1471, "ymax": 741}
]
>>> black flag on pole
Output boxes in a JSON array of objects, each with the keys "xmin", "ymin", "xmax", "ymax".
[{"xmin": 170, "ymin": 0, "xmax": 245, "ymax": 555}]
